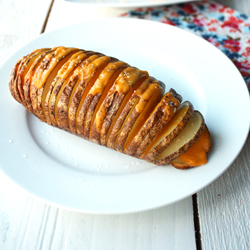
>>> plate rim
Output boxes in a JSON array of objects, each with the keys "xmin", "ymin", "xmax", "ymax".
[{"xmin": 63, "ymin": 0, "xmax": 199, "ymax": 8}]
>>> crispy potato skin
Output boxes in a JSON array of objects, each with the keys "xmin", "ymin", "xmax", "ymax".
[
  {"xmin": 17, "ymin": 49, "xmax": 43, "ymax": 107},
  {"xmin": 142, "ymin": 101, "xmax": 194, "ymax": 162},
  {"xmin": 170, "ymin": 159, "xmax": 195, "ymax": 170},
  {"xmin": 108, "ymin": 78, "xmax": 164, "ymax": 151},
  {"xmin": 23, "ymin": 49, "xmax": 52, "ymax": 115},
  {"xmin": 134, "ymin": 89, "xmax": 182, "ymax": 158},
  {"xmin": 99, "ymin": 92, "xmax": 125, "ymax": 145},
  {"xmin": 84, "ymin": 64, "xmax": 128, "ymax": 141},
  {"xmin": 67, "ymin": 54, "xmax": 103, "ymax": 134},
  {"xmin": 46, "ymin": 76, "xmax": 62, "ymax": 126},
  {"xmin": 107, "ymin": 94, "xmax": 139, "ymax": 150},
  {"xmin": 76, "ymin": 93, "xmax": 96, "ymax": 138},
  {"xmin": 123, "ymin": 86, "xmax": 172, "ymax": 156},
  {"xmin": 47, "ymin": 50, "xmax": 88, "ymax": 127},
  {"xmin": 170, "ymin": 125, "xmax": 211, "ymax": 169},
  {"xmin": 90, "ymin": 67, "xmax": 148, "ymax": 145},
  {"xmin": 54, "ymin": 75, "xmax": 79, "ymax": 131},
  {"xmin": 99, "ymin": 69, "xmax": 148, "ymax": 146},
  {"xmin": 9, "ymin": 59, "xmax": 23, "ymax": 103},
  {"xmin": 17, "ymin": 56, "xmax": 30, "ymax": 104},
  {"xmin": 54, "ymin": 51, "xmax": 98, "ymax": 130},
  {"xmin": 153, "ymin": 112, "xmax": 205, "ymax": 166},
  {"xmin": 123, "ymin": 108, "xmax": 162, "ymax": 155},
  {"xmin": 75, "ymin": 56, "xmax": 114, "ymax": 138},
  {"xmin": 9, "ymin": 46, "xmax": 210, "ymax": 169}
]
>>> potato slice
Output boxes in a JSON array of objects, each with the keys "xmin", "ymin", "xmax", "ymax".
[
  {"xmin": 106, "ymin": 77, "xmax": 162, "ymax": 150},
  {"xmin": 42, "ymin": 50, "xmax": 85, "ymax": 125},
  {"xmin": 20, "ymin": 49, "xmax": 50, "ymax": 110},
  {"xmin": 100, "ymin": 68, "xmax": 148, "ymax": 146},
  {"xmin": 67, "ymin": 55, "xmax": 113, "ymax": 134},
  {"xmin": 142, "ymin": 101, "xmax": 193, "ymax": 162},
  {"xmin": 134, "ymin": 89, "xmax": 182, "ymax": 158},
  {"xmin": 30, "ymin": 49, "xmax": 58, "ymax": 121},
  {"xmin": 169, "ymin": 158, "xmax": 191, "ymax": 169},
  {"xmin": 170, "ymin": 125, "xmax": 210, "ymax": 169},
  {"xmin": 16, "ymin": 49, "xmax": 44, "ymax": 106},
  {"xmin": 23, "ymin": 49, "xmax": 54, "ymax": 115},
  {"xmin": 14, "ymin": 49, "xmax": 48, "ymax": 108},
  {"xmin": 123, "ymin": 89, "xmax": 181, "ymax": 155},
  {"xmin": 75, "ymin": 56, "xmax": 115, "ymax": 137},
  {"xmin": 12, "ymin": 51, "xmax": 41, "ymax": 105},
  {"xmin": 57, "ymin": 56, "xmax": 124, "ymax": 135},
  {"xmin": 9, "ymin": 57, "xmax": 25, "ymax": 103},
  {"xmin": 122, "ymin": 88, "xmax": 163, "ymax": 155},
  {"xmin": 30, "ymin": 47, "xmax": 78, "ymax": 121},
  {"xmin": 48, "ymin": 51, "xmax": 98, "ymax": 129},
  {"xmin": 77, "ymin": 59, "xmax": 128, "ymax": 139},
  {"xmin": 16, "ymin": 51, "xmax": 37, "ymax": 105},
  {"xmin": 53, "ymin": 51, "xmax": 96, "ymax": 128},
  {"xmin": 115, "ymin": 82, "xmax": 171, "ymax": 153},
  {"xmin": 90, "ymin": 67, "xmax": 148, "ymax": 145},
  {"xmin": 153, "ymin": 111, "xmax": 205, "ymax": 166},
  {"xmin": 42, "ymin": 50, "xmax": 88, "ymax": 126},
  {"xmin": 66, "ymin": 54, "xmax": 103, "ymax": 133},
  {"xmin": 40, "ymin": 48, "xmax": 80, "ymax": 122},
  {"xmin": 88, "ymin": 64, "xmax": 129, "ymax": 143}
]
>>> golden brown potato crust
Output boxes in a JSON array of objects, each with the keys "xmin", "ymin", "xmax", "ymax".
[
  {"xmin": 134, "ymin": 89, "xmax": 182, "ymax": 158},
  {"xmin": 142, "ymin": 101, "xmax": 194, "ymax": 162},
  {"xmin": 9, "ymin": 46, "xmax": 210, "ymax": 169},
  {"xmin": 153, "ymin": 111, "xmax": 205, "ymax": 166}
]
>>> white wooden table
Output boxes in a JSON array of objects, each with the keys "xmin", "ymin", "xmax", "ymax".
[{"xmin": 1, "ymin": 0, "xmax": 250, "ymax": 249}]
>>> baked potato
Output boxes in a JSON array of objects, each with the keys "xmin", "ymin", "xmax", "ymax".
[{"xmin": 9, "ymin": 46, "xmax": 210, "ymax": 169}]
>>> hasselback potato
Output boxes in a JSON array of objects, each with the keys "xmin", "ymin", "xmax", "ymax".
[{"xmin": 9, "ymin": 46, "xmax": 210, "ymax": 169}]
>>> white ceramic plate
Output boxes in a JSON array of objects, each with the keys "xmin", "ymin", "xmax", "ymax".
[
  {"xmin": 64, "ymin": 0, "xmax": 198, "ymax": 8},
  {"xmin": 0, "ymin": 18, "xmax": 249, "ymax": 214}
]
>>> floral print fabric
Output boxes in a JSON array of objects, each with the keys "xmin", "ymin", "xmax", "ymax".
[{"xmin": 121, "ymin": 0, "xmax": 250, "ymax": 88}]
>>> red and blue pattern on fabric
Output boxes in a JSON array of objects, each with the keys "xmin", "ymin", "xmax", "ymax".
[{"xmin": 121, "ymin": 1, "xmax": 250, "ymax": 88}]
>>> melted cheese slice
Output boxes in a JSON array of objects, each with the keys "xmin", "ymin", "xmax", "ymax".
[
  {"xmin": 33, "ymin": 47, "xmax": 78, "ymax": 89},
  {"xmin": 88, "ymin": 65, "xmax": 128, "ymax": 142},
  {"xmin": 76, "ymin": 56, "xmax": 112, "ymax": 135},
  {"xmin": 42, "ymin": 51, "xmax": 79, "ymax": 123},
  {"xmin": 178, "ymin": 126, "xmax": 210, "ymax": 166},
  {"xmin": 105, "ymin": 74, "xmax": 149, "ymax": 146}
]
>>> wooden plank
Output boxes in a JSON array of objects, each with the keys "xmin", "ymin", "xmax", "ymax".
[
  {"xmin": 0, "ymin": 0, "xmax": 52, "ymax": 249},
  {"xmin": 46, "ymin": 0, "xmax": 131, "ymax": 32},
  {"xmin": 0, "ymin": 0, "xmax": 53, "ymax": 64},
  {"xmin": 198, "ymin": 135, "xmax": 250, "ymax": 249},
  {"xmin": 1, "ymin": 198, "xmax": 196, "ymax": 250},
  {"xmin": 197, "ymin": 2, "xmax": 250, "ymax": 249}
]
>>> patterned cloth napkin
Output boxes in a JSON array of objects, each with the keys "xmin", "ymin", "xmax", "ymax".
[{"xmin": 120, "ymin": 0, "xmax": 250, "ymax": 89}]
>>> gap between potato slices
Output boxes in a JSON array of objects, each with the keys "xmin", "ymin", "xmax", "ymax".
[{"xmin": 9, "ymin": 46, "xmax": 210, "ymax": 169}]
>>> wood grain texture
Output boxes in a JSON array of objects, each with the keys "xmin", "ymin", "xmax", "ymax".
[
  {"xmin": 1, "ymin": 0, "xmax": 250, "ymax": 249},
  {"xmin": 0, "ymin": 0, "xmax": 51, "ymax": 249},
  {"xmin": 0, "ymin": 182, "xmax": 196, "ymax": 250},
  {"xmin": 198, "ymin": 135, "xmax": 250, "ymax": 249},
  {"xmin": 45, "ymin": 0, "xmax": 132, "ymax": 32},
  {"xmin": 0, "ymin": 0, "xmax": 52, "ymax": 64},
  {"xmin": 197, "ymin": 2, "xmax": 250, "ymax": 249}
]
